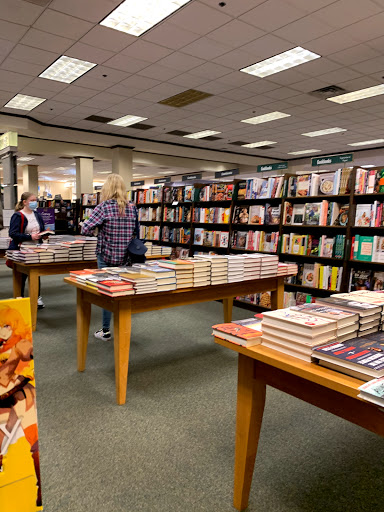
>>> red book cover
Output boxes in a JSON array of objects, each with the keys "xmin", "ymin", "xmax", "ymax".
[{"xmin": 212, "ymin": 323, "xmax": 262, "ymax": 340}]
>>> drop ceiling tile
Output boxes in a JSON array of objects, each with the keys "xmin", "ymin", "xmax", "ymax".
[
  {"xmin": 137, "ymin": 63, "xmax": 183, "ymax": 81},
  {"xmin": 104, "ymin": 83, "xmax": 142, "ymax": 98},
  {"xmin": 143, "ymin": 22, "xmax": 200, "ymax": 50},
  {"xmin": 0, "ymin": 19, "xmax": 29, "ymax": 42},
  {"xmin": 20, "ymin": 28, "xmax": 74, "ymax": 54},
  {"xmin": 0, "ymin": 69, "xmax": 34, "ymax": 88},
  {"xmin": 366, "ymin": 34, "xmax": 384, "ymax": 53},
  {"xmin": 66, "ymin": 42, "xmax": 115, "ymax": 65},
  {"xmin": 296, "ymin": 58, "xmax": 342, "ymax": 78},
  {"xmin": 216, "ymin": 71, "xmax": 257, "ymax": 86},
  {"xmin": 267, "ymin": 69, "xmax": 311, "ymax": 86},
  {"xmin": 313, "ymin": 0, "xmax": 381, "ymax": 29},
  {"xmin": 108, "ymin": 97, "xmax": 153, "ymax": 114},
  {"xmin": 223, "ymin": 101, "xmax": 256, "ymax": 113},
  {"xmin": 32, "ymin": 99, "xmax": 75, "ymax": 115},
  {"xmin": 74, "ymin": 76, "xmax": 118, "ymax": 92},
  {"xmin": 156, "ymin": 52, "xmax": 205, "ymax": 72},
  {"xmin": 33, "ymin": 9, "xmax": 93, "ymax": 39},
  {"xmin": 168, "ymin": 73, "xmax": 208, "ymax": 88},
  {"xmin": 241, "ymin": 79, "xmax": 282, "ymax": 94},
  {"xmin": 305, "ymin": 30, "xmax": 361, "ymax": 56},
  {"xmin": 80, "ymin": 25, "xmax": 135, "ymax": 53},
  {"xmin": 62, "ymin": 105, "xmax": 101, "ymax": 117},
  {"xmin": 283, "ymin": 0, "xmax": 337, "ymax": 13},
  {"xmin": 208, "ymin": 20, "xmax": 265, "ymax": 48},
  {"xmin": 30, "ymin": 112, "xmax": 57, "ymax": 123},
  {"xmin": 81, "ymin": 91, "xmax": 127, "ymax": 107},
  {"xmin": 19, "ymin": 86, "xmax": 58, "ymax": 100},
  {"xmin": 240, "ymin": 34, "xmax": 294, "ymax": 60},
  {"xmin": 0, "ymin": 57, "xmax": 46, "ymax": 76},
  {"xmin": 0, "ymin": 0, "xmax": 44, "ymax": 25},
  {"xmin": 337, "ymin": 76, "xmax": 381, "ymax": 91},
  {"xmin": 73, "ymin": 120, "xmax": 105, "ymax": 130},
  {"xmin": 121, "ymin": 40, "xmax": 172, "ymax": 63},
  {"xmin": 240, "ymin": 0, "xmax": 307, "ymax": 31},
  {"xmin": 263, "ymin": 87, "xmax": 301, "ymax": 100},
  {"xmin": 49, "ymin": 0, "xmax": 121, "ymax": 23},
  {"xmin": 25, "ymin": 77, "xmax": 68, "ymax": 93},
  {"xmin": 340, "ymin": 13, "xmax": 384, "ymax": 42},
  {"xmin": 285, "ymin": 94, "xmax": 324, "ymax": 106},
  {"xmin": 218, "ymin": 88, "xmax": 255, "ymax": 102},
  {"xmin": 85, "ymin": 66, "xmax": 130, "ymax": 83},
  {"xmin": 8, "ymin": 44, "xmax": 59, "ymax": 66},
  {"xmin": 103, "ymin": 54, "xmax": 149, "ymax": 73},
  {"xmin": 350, "ymin": 56, "xmax": 384, "ymax": 74},
  {"xmin": 170, "ymin": 2, "xmax": 232, "ymax": 36},
  {"xmin": 274, "ymin": 14, "xmax": 336, "ymax": 44},
  {"xmin": 0, "ymin": 90, "xmax": 18, "ymax": 102},
  {"xmin": 181, "ymin": 37, "xmax": 231, "ymax": 60},
  {"xmin": 48, "ymin": 115, "xmax": 82, "ymax": 126},
  {"xmin": 214, "ymin": 49, "xmax": 258, "ymax": 70},
  {"xmin": 190, "ymin": 62, "xmax": 232, "ymax": 80},
  {"xmin": 0, "ymin": 38, "xmax": 15, "ymax": 58}
]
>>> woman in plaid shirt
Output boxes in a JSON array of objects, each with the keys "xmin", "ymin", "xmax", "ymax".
[{"xmin": 82, "ymin": 174, "xmax": 139, "ymax": 340}]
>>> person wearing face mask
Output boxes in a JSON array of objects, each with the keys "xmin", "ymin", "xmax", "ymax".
[{"xmin": 9, "ymin": 192, "xmax": 46, "ymax": 308}]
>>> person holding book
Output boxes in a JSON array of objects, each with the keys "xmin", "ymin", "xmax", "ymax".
[
  {"xmin": 8, "ymin": 192, "xmax": 45, "ymax": 308},
  {"xmin": 81, "ymin": 174, "xmax": 139, "ymax": 341}
]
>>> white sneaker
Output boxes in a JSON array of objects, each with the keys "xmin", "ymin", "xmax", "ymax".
[
  {"xmin": 94, "ymin": 328, "xmax": 111, "ymax": 340},
  {"xmin": 37, "ymin": 296, "xmax": 45, "ymax": 309}
]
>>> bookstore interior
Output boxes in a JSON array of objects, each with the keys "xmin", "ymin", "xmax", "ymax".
[{"xmin": 1, "ymin": 1, "xmax": 384, "ymax": 511}]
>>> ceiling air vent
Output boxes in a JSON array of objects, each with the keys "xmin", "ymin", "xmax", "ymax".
[
  {"xmin": 309, "ymin": 85, "xmax": 348, "ymax": 99},
  {"xmin": 85, "ymin": 115, "xmax": 113, "ymax": 123},
  {"xmin": 167, "ymin": 130, "xmax": 191, "ymax": 136},
  {"xmin": 159, "ymin": 89, "xmax": 212, "ymax": 108}
]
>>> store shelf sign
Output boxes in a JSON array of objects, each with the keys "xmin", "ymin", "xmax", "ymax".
[
  {"xmin": 312, "ymin": 153, "xmax": 353, "ymax": 166},
  {"xmin": 257, "ymin": 162, "xmax": 288, "ymax": 172},
  {"xmin": 154, "ymin": 177, "xmax": 171, "ymax": 184},
  {"xmin": 131, "ymin": 180, "xmax": 145, "ymax": 186},
  {"xmin": 182, "ymin": 173, "xmax": 202, "ymax": 181},
  {"xmin": 215, "ymin": 169, "xmax": 239, "ymax": 178}
]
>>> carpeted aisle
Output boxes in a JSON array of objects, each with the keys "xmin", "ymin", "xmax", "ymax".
[{"xmin": 0, "ymin": 263, "xmax": 383, "ymax": 512}]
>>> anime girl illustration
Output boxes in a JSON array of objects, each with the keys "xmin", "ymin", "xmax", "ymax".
[{"xmin": 0, "ymin": 301, "xmax": 42, "ymax": 509}]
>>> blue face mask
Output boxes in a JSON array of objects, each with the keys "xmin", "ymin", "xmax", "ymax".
[{"xmin": 29, "ymin": 201, "xmax": 38, "ymax": 210}]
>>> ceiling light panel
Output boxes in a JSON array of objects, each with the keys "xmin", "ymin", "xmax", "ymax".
[
  {"xmin": 184, "ymin": 130, "xmax": 221, "ymax": 139},
  {"xmin": 348, "ymin": 139, "xmax": 384, "ymax": 146},
  {"xmin": 108, "ymin": 115, "xmax": 148, "ymax": 127},
  {"xmin": 100, "ymin": 0, "xmax": 192, "ymax": 37},
  {"xmin": 242, "ymin": 141, "xmax": 277, "ymax": 148},
  {"xmin": 288, "ymin": 149, "xmax": 321, "ymax": 155},
  {"xmin": 240, "ymin": 46, "xmax": 320, "ymax": 78},
  {"xmin": 241, "ymin": 112, "xmax": 291, "ymax": 125},
  {"xmin": 302, "ymin": 127, "xmax": 347, "ymax": 137},
  {"xmin": 18, "ymin": 157, "xmax": 35, "ymax": 162},
  {"xmin": 327, "ymin": 84, "xmax": 384, "ymax": 104},
  {"xmin": 4, "ymin": 94, "xmax": 46, "ymax": 111},
  {"xmin": 39, "ymin": 56, "xmax": 97, "ymax": 84}
]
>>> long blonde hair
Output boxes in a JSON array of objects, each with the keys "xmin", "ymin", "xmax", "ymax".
[
  {"xmin": 101, "ymin": 174, "xmax": 128, "ymax": 215},
  {"xmin": 15, "ymin": 191, "xmax": 34, "ymax": 212}
]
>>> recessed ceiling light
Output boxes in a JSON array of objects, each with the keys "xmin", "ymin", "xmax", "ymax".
[
  {"xmin": 348, "ymin": 139, "xmax": 384, "ymax": 146},
  {"xmin": 242, "ymin": 141, "xmax": 277, "ymax": 148},
  {"xmin": 4, "ymin": 94, "xmax": 46, "ymax": 111},
  {"xmin": 184, "ymin": 130, "xmax": 221, "ymax": 139},
  {"xmin": 327, "ymin": 84, "xmax": 384, "ymax": 104},
  {"xmin": 18, "ymin": 156, "xmax": 35, "ymax": 162},
  {"xmin": 288, "ymin": 149, "xmax": 321, "ymax": 155},
  {"xmin": 302, "ymin": 127, "xmax": 347, "ymax": 137},
  {"xmin": 107, "ymin": 115, "xmax": 148, "ymax": 127},
  {"xmin": 162, "ymin": 171, "xmax": 176, "ymax": 174},
  {"xmin": 39, "ymin": 55, "xmax": 96, "ymax": 84},
  {"xmin": 241, "ymin": 112, "xmax": 291, "ymax": 125},
  {"xmin": 100, "ymin": 0, "xmax": 192, "ymax": 36},
  {"xmin": 240, "ymin": 46, "xmax": 320, "ymax": 78},
  {"xmin": 97, "ymin": 171, "xmax": 112, "ymax": 174}
]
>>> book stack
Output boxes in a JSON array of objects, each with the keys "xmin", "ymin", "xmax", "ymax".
[
  {"xmin": 15, "ymin": 248, "xmax": 40, "ymax": 264},
  {"xmin": 212, "ymin": 316, "xmax": 263, "ymax": 347},
  {"xmin": 242, "ymin": 254, "xmax": 262, "ymax": 280},
  {"xmin": 260, "ymin": 254, "xmax": 279, "ymax": 277},
  {"xmin": 195, "ymin": 255, "xmax": 228, "ymax": 285},
  {"xmin": 133, "ymin": 263, "xmax": 177, "ymax": 291},
  {"xmin": 161, "ymin": 246, "xmax": 172, "ymax": 256},
  {"xmin": 358, "ymin": 376, "xmax": 384, "ymax": 407},
  {"xmin": 278, "ymin": 262, "xmax": 298, "ymax": 276},
  {"xmin": 70, "ymin": 269, "xmax": 104, "ymax": 284},
  {"xmin": 61, "ymin": 241, "xmax": 85, "ymax": 261},
  {"xmin": 149, "ymin": 245, "xmax": 162, "ymax": 256},
  {"xmin": 158, "ymin": 260, "xmax": 194, "ymax": 289},
  {"xmin": 313, "ymin": 331, "xmax": 384, "ymax": 381},
  {"xmin": 40, "ymin": 243, "xmax": 70, "ymax": 262},
  {"xmin": 183, "ymin": 258, "xmax": 211, "ymax": 287},
  {"xmin": 96, "ymin": 279, "xmax": 135, "ymax": 297},
  {"xmin": 81, "ymin": 238, "xmax": 97, "ymax": 260},
  {"xmin": 34, "ymin": 248, "xmax": 55, "ymax": 263},
  {"xmin": 120, "ymin": 272, "xmax": 158, "ymax": 294},
  {"xmin": 226, "ymin": 255, "xmax": 245, "ymax": 283},
  {"xmin": 261, "ymin": 308, "xmax": 337, "ymax": 361},
  {"xmin": 84, "ymin": 272, "xmax": 115, "ymax": 290}
]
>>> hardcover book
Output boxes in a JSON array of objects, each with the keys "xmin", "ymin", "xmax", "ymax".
[
  {"xmin": 304, "ymin": 203, "xmax": 321, "ymax": 225},
  {"xmin": 262, "ymin": 308, "xmax": 337, "ymax": 335}
]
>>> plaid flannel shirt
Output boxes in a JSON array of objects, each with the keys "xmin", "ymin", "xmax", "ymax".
[{"xmin": 81, "ymin": 200, "xmax": 139, "ymax": 265}]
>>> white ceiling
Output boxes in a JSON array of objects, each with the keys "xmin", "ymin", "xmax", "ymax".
[{"xmin": 1, "ymin": 0, "xmax": 384, "ymax": 165}]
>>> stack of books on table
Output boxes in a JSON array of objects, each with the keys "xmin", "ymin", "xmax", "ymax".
[
  {"xmin": 40, "ymin": 243, "xmax": 70, "ymax": 262},
  {"xmin": 34, "ymin": 248, "xmax": 55, "ymax": 263},
  {"xmin": 158, "ymin": 260, "xmax": 193, "ymax": 289},
  {"xmin": 133, "ymin": 263, "xmax": 177, "ymax": 291},
  {"xmin": 212, "ymin": 316, "xmax": 263, "ymax": 347},
  {"xmin": 312, "ymin": 331, "xmax": 384, "ymax": 381},
  {"xmin": 260, "ymin": 254, "xmax": 279, "ymax": 277},
  {"xmin": 70, "ymin": 269, "xmax": 105, "ymax": 284},
  {"xmin": 227, "ymin": 255, "xmax": 245, "ymax": 283},
  {"xmin": 261, "ymin": 308, "xmax": 337, "ymax": 362},
  {"xmin": 242, "ymin": 254, "xmax": 262, "ymax": 280},
  {"xmin": 183, "ymin": 258, "xmax": 211, "ymax": 287},
  {"xmin": 358, "ymin": 376, "xmax": 384, "ymax": 407},
  {"xmin": 11, "ymin": 248, "xmax": 40, "ymax": 264},
  {"xmin": 61, "ymin": 241, "xmax": 85, "ymax": 261},
  {"xmin": 119, "ymin": 272, "xmax": 158, "ymax": 294},
  {"xmin": 195, "ymin": 255, "xmax": 228, "ymax": 285},
  {"xmin": 95, "ymin": 278, "xmax": 135, "ymax": 297},
  {"xmin": 80, "ymin": 237, "xmax": 97, "ymax": 260},
  {"xmin": 278, "ymin": 262, "xmax": 298, "ymax": 276}
]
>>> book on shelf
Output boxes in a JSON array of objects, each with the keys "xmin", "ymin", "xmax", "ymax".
[
  {"xmin": 355, "ymin": 204, "xmax": 373, "ymax": 227},
  {"xmin": 249, "ymin": 205, "xmax": 265, "ymax": 225},
  {"xmin": 354, "ymin": 167, "xmax": 384, "ymax": 195},
  {"xmin": 349, "ymin": 269, "xmax": 372, "ymax": 291},
  {"xmin": 331, "ymin": 203, "xmax": 349, "ymax": 226},
  {"xmin": 265, "ymin": 203, "xmax": 281, "ymax": 225},
  {"xmin": 296, "ymin": 174, "xmax": 312, "ymax": 196},
  {"xmin": 292, "ymin": 204, "xmax": 305, "ymax": 224},
  {"xmin": 371, "ymin": 271, "xmax": 384, "ymax": 291},
  {"xmin": 352, "ymin": 235, "xmax": 374, "ymax": 261},
  {"xmin": 358, "ymin": 376, "xmax": 384, "ymax": 407},
  {"xmin": 245, "ymin": 176, "xmax": 284, "ymax": 199}
]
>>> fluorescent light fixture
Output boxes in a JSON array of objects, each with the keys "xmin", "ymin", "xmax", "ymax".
[
  {"xmin": 108, "ymin": 115, "xmax": 147, "ymax": 127},
  {"xmin": 18, "ymin": 157, "xmax": 35, "ymax": 162},
  {"xmin": 39, "ymin": 55, "xmax": 96, "ymax": 84},
  {"xmin": 162, "ymin": 170, "xmax": 177, "ymax": 174},
  {"xmin": 100, "ymin": 0, "xmax": 191, "ymax": 37},
  {"xmin": 97, "ymin": 171, "xmax": 112, "ymax": 174},
  {"xmin": 348, "ymin": 139, "xmax": 384, "ymax": 146},
  {"xmin": 240, "ymin": 46, "xmax": 320, "ymax": 78},
  {"xmin": 184, "ymin": 130, "xmax": 221, "ymax": 139},
  {"xmin": 241, "ymin": 112, "xmax": 291, "ymax": 125},
  {"xmin": 288, "ymin": 149, "xmax": 321, "ymax": 155},
  {"xmin": 361, "ymin": 164, "xmax": 376, "ymax": 168},
  {"xmin": 302, "ymin": 127, "xmax": 347, "ymax": 137},
  {"xmin": 327, "ymin": 84, "xmax": 384, "ymax": 104},
  {"xmin": 54, "ymin": 167, "xmax": 68, "ymax": 171},
  {"xmin": 242, "ymin": 141, "xmax": 277, "ymax": 148},
  {"xmin": 4, "ymin": 94, "xmax": 46, "ymax": 111},
  {"xmin": 133, "ymin": 174, "xmax": 143, "ymax": 177}
]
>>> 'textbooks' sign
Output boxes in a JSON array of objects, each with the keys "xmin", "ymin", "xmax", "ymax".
[
  {"xmin": 182, "ymin": 173, "xmax": 202, "ymax": 181},
  {"xmin": 154, "ymin": 177, "xmax": 171, "ymax": 184},
  {"xmin": 257, "ymin": 162, "xmax": 288, "ymax": 172},
  {"xmin": 312, "ymin": 153, "xmax": 353, "ymax": 166},
  {"xmin": 130, "ymin": 180, "xmax": 144, "ymax": 186},
  {"xmin": 215, "ymin": 169, "xmax": 239, "ymax": 178}
]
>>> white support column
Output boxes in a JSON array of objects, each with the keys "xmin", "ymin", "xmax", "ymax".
[
  {"xmin": 22, "ymin": 164, "xmax": 39, "ymax": 195},
  {"xmin": 112, "ymin": 146, "xmax": 133, "ymax": 188},
  {"xmin": 2, "ymin": 152, "xmax": 17, "ymax": 209},
  {"xmin": 75, "ymin": 156, "xmax": 94, "ymax": 198}
]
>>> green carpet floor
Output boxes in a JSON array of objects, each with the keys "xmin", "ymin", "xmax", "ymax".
[{"xmin": 0, "ymin": 263, "xmax": 383, "ymax": 512}]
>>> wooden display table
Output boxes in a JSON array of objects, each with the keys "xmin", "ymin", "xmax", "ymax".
[
  {"xmin": 64, "ymin": 276, "xmax": 285, "ymax": 405},
  {"xmin": 214, "ymin": 337, "xmax": 384, "ymax": 512},
  {"xmin": 12, "ymin": 260, "xmax": 98, "ymax": 331}
]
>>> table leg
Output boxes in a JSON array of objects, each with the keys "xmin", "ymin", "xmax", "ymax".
[
  {"xmin": 234, "ymin": 354, "xmax": 266, "ymax": 512},
  {"xmin": 270, "ymin": 276, "xmax": 285, "ymax": 310},
  {"xmin": 28, "ymin": 270, "xmax": 39, "ymax": 332},
  {"xmin": 223, "ymin": 297, "xmax": 234, "ymax": 323},
  {"xmin": 113, "ymin": 301, "xmax": 132, "ymax": 405},
  {"xmin": 12, "ymin": 268, "xmax": 23, "ymax": 298},
  {"xmin": 77, "ymin": 289, "xmax": 91, "ymax": 372}
]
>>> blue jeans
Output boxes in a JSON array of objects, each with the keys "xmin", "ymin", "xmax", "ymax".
[{"xmin": 97, "ymin": 254, "xmax": 112, "ymax": 331}]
